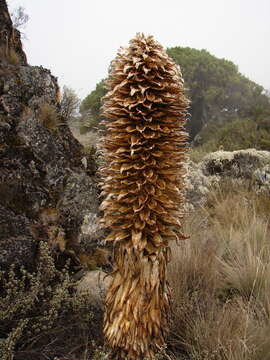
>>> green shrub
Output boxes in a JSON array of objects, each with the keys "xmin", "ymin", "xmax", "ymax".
[
  {"xmin": 196, "ymin": 117, "xmax": 270, "ymax": 153},
  {"xmin": 80, "ymin": 80, "xmax": 107, "ymax": 132},
  {"xmin": 0, "ymin": 242, "xmax": 103, "ymax": 360}
]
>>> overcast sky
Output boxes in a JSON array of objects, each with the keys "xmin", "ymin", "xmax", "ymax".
[{"xmin": 7, "ymin": 0, "xmax": 270, "ymax": 100}]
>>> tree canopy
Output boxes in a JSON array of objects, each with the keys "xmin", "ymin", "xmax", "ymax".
[
  {"xmin": 80, "ymin": 47, "xmax": 270, "ymax": 143},
  {"xmin": 167, "ymin": 47, "xmax": 269, "ymax": 139},
  {"xmin": 80, "ymin": 79, "xmax": 107, "ymax": 131}
]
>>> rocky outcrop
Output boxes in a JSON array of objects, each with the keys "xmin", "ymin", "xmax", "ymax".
[
  {"xmin": 201, "ymin": 149, "xmax": 270, "ymax": 178},
  {"xmin": 0, "ymin": 1, "xmax": 105, "ymax": 270},
  {"xmin": 185, "ymin": 149, "xmax": 270, "ymax": 210},
  {"xmin": 185, "ymin": 161, "xmax": 218, "ymax": 210},
  {"xmin": 254, "ymin": 165, "xmax": 270, "ymax": 188},
  {"xmin": 0, "ymin": 0, "xmax": 27, "ymax": 65}
]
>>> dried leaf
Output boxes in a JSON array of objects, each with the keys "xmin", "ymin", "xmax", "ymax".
[
  {"xmin": 130, "ymin": 86, "xmax": 139, "ymax": 96},
  {"xmin": 131, "ymin": 230, "xmax": 142, "ymax": 246},
  {"xmin": 143, "ymin": 168, "xmax": 154, "ymax": 178},
  {"xmin": 152, "ymin": 233, "xmax": 163, "ymax": 245},
  {"xmin": 120, "ymin": 163, "xmax": 133, "ymax": 173},
  {"xmin": 123, "ymin": 64, "xmax": 133, "ymax": 73},
  {"xmin": 130, "ymin": 134, "xmax": 142, "ymax": 146}
]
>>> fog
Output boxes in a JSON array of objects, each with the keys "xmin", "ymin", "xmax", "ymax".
[{"xmin": 8, "ymin": 0, "xmax": 270, "ymax": 99}]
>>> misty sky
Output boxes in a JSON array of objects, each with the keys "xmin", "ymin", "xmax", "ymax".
[{"xmin": 7, "ymin": 0, "xmax": 270, "ymax": 100}]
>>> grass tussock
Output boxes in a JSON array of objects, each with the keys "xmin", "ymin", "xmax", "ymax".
[
  {"xmin": 39, "ymin": 103, "xmax": 61, "ymax": 131},
  {"xmin": 8, "ymin": 49, "xmax": 20, "ymax": 65},
  {"xmin": 188, "ymin": 147, "xmax": 210, "ymax": 163},
  {"xmin": 168, "ymin": 178, "xmax": 270, "ymax": 360}
]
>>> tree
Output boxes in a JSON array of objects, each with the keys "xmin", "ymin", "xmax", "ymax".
[
  {"xmin": 167, "ymin": 47, "xmax": 270, "ymax": 139},
  {"xmin": 100, "ymin": 33, "xmax": 189, "ymax": 359},
  {"xmin": 60, "ymin": 86, "xmax": 80, "ymax": 121},
  {"xmin": 10, "ymin": 6, "xmax": 29, "ymax": 30},
  {"xmin": 81, "ymin": 47, "xmax": 270, "ymax": 141},
  {"xmin": 80, "ymin": 80, "xmax": 106, "ymax": 130}
]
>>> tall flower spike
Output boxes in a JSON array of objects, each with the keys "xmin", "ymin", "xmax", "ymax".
[{"xmin": 100, "ymin": 33, "xmax": 189, "ymax": 359}]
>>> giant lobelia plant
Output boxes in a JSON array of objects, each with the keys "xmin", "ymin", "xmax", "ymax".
[{"xmin": 100, "ymin": 33, "xmax": 189, "ymax": 359}]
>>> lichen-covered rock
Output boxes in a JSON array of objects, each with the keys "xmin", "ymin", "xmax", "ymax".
[
  {"xmin": 0, "ymin": 205, "xmax": 36, "ymax": 268},
  {"xmin": 185, "ymin": 149, "xmax": 270, "ymax": 210},
  {"xmin": 254, "ymin": 165, "xmax": 270, "ymax": 190},
  {"xmin": 0, "ymin": 0, "xmax": 27, "ymax": 65},
  {"xmin": 201, "ymin": 149, "xmax": 270, "ymax": 178},
  {"xmin": 1, "ymin": 65, "xmax": 60, "ymax": 116},
  {"xmin": 58, "ymin": 172, "xmax": 105, "ymax": 250},
  {"xmin": 185, "ymin": 161, "xmax": 219, "ymax": 210},
  {"xmin": 0, "ymin": 1, "xmax": 104, "ymax": 270}
]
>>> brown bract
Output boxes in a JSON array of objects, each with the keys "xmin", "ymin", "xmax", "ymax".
[{"xmin": 100, "ymin": 33, "xmax": 189, "ymax": 359}]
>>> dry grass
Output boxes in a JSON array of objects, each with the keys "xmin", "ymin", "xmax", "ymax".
[
  {"xmin": 168, "ymin": 178, "xmax": 270, "ymax": 360},
  {"xmin": 39, "ymin": 103, "xmax": 61, "ymax": 131},
  {"xmin": 188, "ymin": 147, "xmax": 210, "ymax": 163},
  {"xmin": 8, "ymin": 49, "xmax": 20, "ymax": 65}
]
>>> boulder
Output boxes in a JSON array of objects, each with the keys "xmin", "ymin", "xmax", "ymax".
[
  {"xmin": 201, "ymin": 149, "xmax": 270, "ymax": 178},
  {"xmin": 185, "ymin": 149, "xmax": 270, "ymax": 210},
  {"xmin": 185, "ymin": 161, "xmax": 219, "ymax": 210},
  {"xmin": 254, "ymin": 165, "xmax": 270, "ymax": 188}
]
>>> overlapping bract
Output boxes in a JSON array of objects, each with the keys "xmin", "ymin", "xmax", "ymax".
[{"xmin": 100, "ymin": 33, "xmax": 189, "ymax": 359}]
